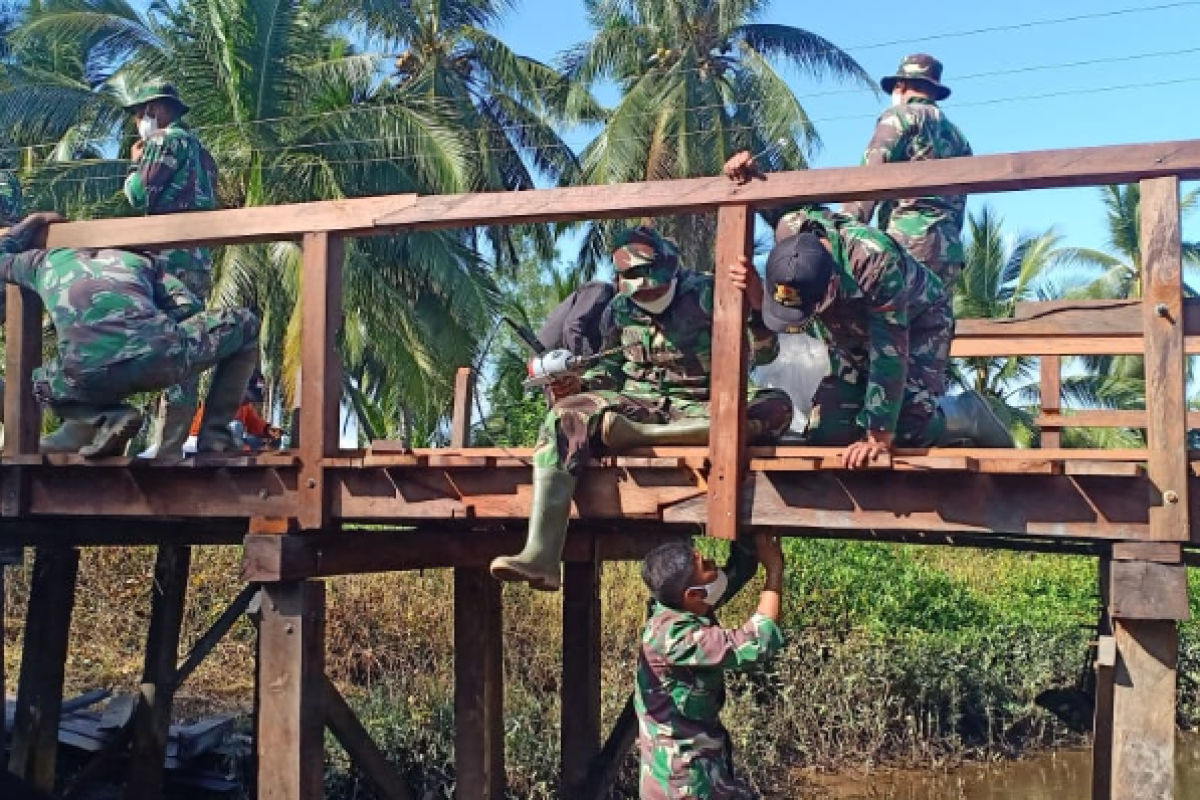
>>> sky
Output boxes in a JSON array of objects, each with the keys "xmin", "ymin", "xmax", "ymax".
[{"xmin": 494, "ymin": 0, "xmax": 1200, "ymax": 260}]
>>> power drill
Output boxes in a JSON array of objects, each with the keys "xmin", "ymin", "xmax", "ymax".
[{"xmin": 523, "ymin": 349, "xmax": 600, "ymax": 389}]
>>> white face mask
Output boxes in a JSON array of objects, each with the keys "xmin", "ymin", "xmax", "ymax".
[
  {"xmin": 631, "ymin": 277, "xmax": 678, "ymax": 314},
  {"xmin": 137, "ymin": 115, "xmax": 159, "ymax": 140},
  {"xmin": 687, "ymin": 569, "xmax": 729, "ymax": 608},
  {"xmin": 891, "ymin": 89, "xmax": 906, "ymax": 107}
]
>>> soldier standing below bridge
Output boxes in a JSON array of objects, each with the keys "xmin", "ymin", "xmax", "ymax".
[
  {"xmin": 123, "ymin": 82, "xmax": 221, "ymax": 459},
  {"xmin": 636, "ymin": 533, "xmax": 785, "ymax": 800},
  {"xmin": 0, "ymin": 212, "xmax": 260, "ymax": 458},
  {"xmin": 490, "ymin": 226, "xmax": 793, "ymax": 591}
]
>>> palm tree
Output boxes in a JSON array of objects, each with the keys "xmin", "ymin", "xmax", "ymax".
[{"xmin": 562, "ymin": 0, "xmax": 874, "ymax": 274}]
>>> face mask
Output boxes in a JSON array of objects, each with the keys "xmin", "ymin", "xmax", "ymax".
[
  {"xmin": 891, "ymin": 90, "xmax": 905, "ymax": 107},
  {"xmin": 137, "ymin": 115, "xmax": 159, "ymax": 140},
  {"xmin": 687, "ymin": 569, "xmax": 728, "ymax": 608},
  {"xmin": 631, "ymin": 277, "xmax": 678, "ymax": 314}
]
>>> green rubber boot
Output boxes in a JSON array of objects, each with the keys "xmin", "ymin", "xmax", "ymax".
[
  {"xmin": 937, "ymin": 390, "xmax": 1014, "ymax": 448},
  {"xmin": 76, "ymin": 406, "xmax": 143, "ymax": 458},
  {"xmin": 40, "ymin": 420, "xmax": 101, "ymax": 454},
  {"xmin": 197, "ymin": 347, "xmax": 258, "ymax": 453},
  {"xmin": 153, "ymin": 401, "xmax": 198, "ymax": 459},
  {"xmin": 600, "ymin": 415, "xmax": 711, "ymax": 449},
  {"xmin": 489, "ymin": 467, "xmax": 577, "ymax": 592}
]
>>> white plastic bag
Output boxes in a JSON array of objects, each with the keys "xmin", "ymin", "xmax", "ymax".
[{"xmin": 752, "ymin": 333, "xmax": 830, "ymax": 432}]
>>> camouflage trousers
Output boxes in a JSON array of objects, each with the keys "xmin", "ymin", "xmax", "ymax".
[
  {"xmin": 159, "ymin": 258, "xmax": 212, "ymax": 406},
  {"xmin": 807, "ymin": 300, "xmax": 950, "ymax": 447},
  {"xmin": 639, "ymin": 725, "xmax": 757, "ymax": 800},
  {"xmin": 532, "ymin": 388, "xmax": 794, "ymax": 474},
  {"xmin": 34, "ymin": 308, "xmax": 259, "ymax": 407},
  {"xmin": 888, "ymin": 219, "xmax": 964, "ymax": 291}
]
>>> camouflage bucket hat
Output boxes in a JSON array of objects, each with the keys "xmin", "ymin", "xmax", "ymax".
[
  {"xmin": 122, "ymin": 83, "xmax": 190, "ymax": 115},
  {"xmin": 611, "ymin": 225, "xmax": 680, "ymax": 293},
  {"xmin": 880, "ymin": 53, "xmax": 951, "ymax": 100}
]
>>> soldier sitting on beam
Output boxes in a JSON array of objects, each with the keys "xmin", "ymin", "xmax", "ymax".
[
  {"xmin": 0, "ymin": 212, "xmax": 260, "ymax": 458},
  {"xmin": 490, "ymin": 225, "xmax": 794, "ymax": 591}
]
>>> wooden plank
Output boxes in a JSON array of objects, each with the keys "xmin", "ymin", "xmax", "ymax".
[
  {"xmin": 1093, "ymin": 559, "xmax": 1115, "ymax": 800},
  {"xmin": 560, "ymin": 546, "xmax": 602, "ymax": 796},
  {"xmin": 1040, "ymin": 355, "xmax": 1062, "ymax": 448},
  {"xmin": 40, "ymin": 195, "xmax": 417, "ymax": 249},
  {"xmin": 1109, "ymin": 618, "xmax": 1178, "ymax": 799},
  {"xmin": 375, "ymin": 140, "xmax": 1200, "ymax": 230},
  {"xmin": 1111, "ymin": 542, "xmax": 1183, "ymax": 563},
  {"xmin": 454, "ymin": 567, "xmax": 505, "ymax": 800},
  {"xmin": 127, "ymin": 544, "xmax": 192, "ymax": 800},
  {"xmin": 258, "ymin": 581, "xmax": 326, "ymax": 800},
  {"xmin": 3, "ymin": 286, "xmax": 43, "ymax": 518},
  {"xmin": 1141, "ymin": 177, "xmax": 1189, "ymax": 543},
  {"xmin": 9, "ymin": 546, "xmax": 79, "ymax": 791},
  {"xmin": 450, "ymin": 368, "xmax": 476, "ymax": 449},
  {"xmin": 324, "ymin": 677, "xmax": 413, "ymax": 800},
  {"xmin": 299, "ymin": 232, "xmax": 345, "ymax": 530},
  {"xmin": 1064, "ymin": 461, "xmax": 1143, "ymax": 477},
  {"xmin": 1038, "ymin": 410, "xmax": 1200, "ymax": 429},
  {"xmin": 1107, "ymin": 560, "xmax": 1190, "ymax": 620},
  {"xmin": 951, "ymin": 336, "xmax": 1200, "ymax": 357},
  {"xmin": 707, "ymin": 205, "xmax": 753, "ymax": 540}
]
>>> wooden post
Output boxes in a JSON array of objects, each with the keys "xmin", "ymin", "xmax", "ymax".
[
  {"xmin": 258, "ymin": 581, "xmax": 327, "ymax": 800},
  {"xmin": 707, "ymin": 205, "xmax": 754, "ymax": 540},
  {"xmin": 453, "ymin": 568, "xmax": 505, "ymax": 800},
  {"xmin": 1092, "ymin": 556, "xmax": 1115, "ymax": 800},
  {"xmin": 3, "ymin": 285, "xmax": 44, "ymax": 518},
  {"xmin": 1139, "ymin": 177, "xmax": 1188, "ymax": 541},
  {"xmin": 451, "ymin": 367, "xmax": 475, "ymax": 449},
  {"xmin": 9, "ymin": 546, "xmax": 79, "ymax": 791},
  {"xmin": 298, "ymin": 232, "xmax": 344, "ymax": 530},
  {"xmin": 125, "ymin": 544, "xmax": 192, "ymax": 800},
  {"xmin": 1040, "ymin": 355, "xmax": 1062, "ymax": 448},
  {"xmin": 560, "ymin": 541, "xmax": 602, "ymax": 795}
]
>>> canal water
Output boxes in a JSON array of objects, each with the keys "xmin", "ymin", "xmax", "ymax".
[{"xmin": 802, "ymin": 735, "xmax": 1200, "ymax": 798}]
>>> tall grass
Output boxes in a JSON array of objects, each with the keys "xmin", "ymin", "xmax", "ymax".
[{"xmin": 3, "ymin": 540, "xmax": 1199, "ymax": 799}]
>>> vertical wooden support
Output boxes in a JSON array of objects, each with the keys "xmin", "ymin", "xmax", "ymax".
[
  {"xmin": 453, "ymin": 569, "xmax": 505, "ymax": 800},
  {"xmin": 1139, "ymin": 177, "xmax": 1187, "ymax": 541},
  {"xmin": 3, "ymin": 285, "xmax": 44, "ymax": 517},
  {"xmin": 0, "ymin": 561, "xmax": 6, "ymax": 748},
  {"xmin": 9, "ymin": 546, "xmax": 79, "ymax": 791},
  {"xmin": 125, "ymin": 544, "xmax": 192, "ymax": 800},
  {"xmin": 258, "ymin": 581, "xmax": 326, "ymax": 800},
  {"xmin": 1040, "ymin": 355, "xmax": 1062, "ymax": 448},
  {"xmin": 560, "ymin": 541, "xmax": 602, "ymax": 795},
  {"xmin": 1092, "ymin": 556, "xmax": 1115, "ymax": 800},
  {"xmin": 450, "ymin": 367, "xmax": 476, "ymax": 449},
  {"xmin": 708, "ymin": 205, "xmax": 754, "ymax": 540},
  {"xmin": 299, "ymin": 232, "xmax": 344, "ymax": 530}
]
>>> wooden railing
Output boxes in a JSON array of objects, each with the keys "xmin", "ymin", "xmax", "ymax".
[{"xmin": 3, "ymin": 139, "xmax": 1199, "ymax": 541}]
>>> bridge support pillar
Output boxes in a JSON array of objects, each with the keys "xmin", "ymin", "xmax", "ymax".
[
  {"xmin": 257, "ymin": 580, "xmax": 326, "ymax": 800},
  {"xmin": 561, "ymin": 540, "xmax": 602, "ymax": 796},
  {"xmin": 1092, "ymin": 550, "xmax": 1187, "ymax": 800},
  {"xmin": 454, "ymin": 566, "xmax": 505, "ymax": 800}
]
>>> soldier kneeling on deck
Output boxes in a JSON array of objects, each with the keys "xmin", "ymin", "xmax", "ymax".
[
  {"xmin": 489, "ymin": 226, "xmax": 793, "ymax": 591},
  {"xmin": 0, "ymin": 212, "xmax": 260, "ymax": 458}
]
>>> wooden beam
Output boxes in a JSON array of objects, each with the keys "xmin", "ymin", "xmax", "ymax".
[
  {"xmin": 173, "ymin": 583, "xmax": 259, "ymax": 690},
  {"xmin": 9, "ymin": 546, "xmax": 79, "ymax": 791},
  {"xmin": 1040, "ymin": 355, "xmax": 1062, "ymax": 448},
  {"xmin": 1093, "ymin": 557, "xmax": 1115, "ymax": 800},
  {"xmin": 450, "ymin": 368, "xmax": 476, "ymax": 449},
  {"xmin": 1037, "ymin": 410, "xmax": 1200, "ymax": 429},
  {"xmin": 324, "ymin": 676, "xmax": 413, "ymax": 800},
  {"xmin": 0, "ymin": 562, "xmax": 6, "ymax": 748},
  {"xmin": 1107, "ymin": 559, "xmax": 1190, "ymax": 621},
  {"xmin": 1141, "ymin": 177, "xmax": 1190, "ymax": 545},
  {"xmin": 1109, "ymin": 618, "xmax": 1178, "ymax": 799},
  {"xmin": 560, "ymin": 544, "xmax": 602, "ymax": 796},
  {"xmin": 453, "ymin": 568, "xmax": 504, "ymax": 800},
  {"xmin": 3, "ymin": 286, "xmax": 43, "ymax": 518},
  {"xmin": 299, "ymin": 232, "xmax": 345, "ymax": 530},
  {"xmin": 707, "ymin": 205, "xmax": 753, "ymax": 540},
  {"xmin": 258, "ymin": 581, "xmax": 327, "ymax": 800},
  {"xmin": 951, "ymin": 335, "xmax": 1200, "ymax": 357},
  {"xmin": 582, "ymin": 698, "xmax": 638, "ymax": 800},
  {"xmin": 126, "ymin": 544, "xmax": 192, "ymax": 800}
]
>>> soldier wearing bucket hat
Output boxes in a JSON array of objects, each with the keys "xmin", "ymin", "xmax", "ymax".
[
  {"xmin": 122, "ymin": 81, "xmax": 221, "ymax": 460},
  {"xmin": 842, "ymin": 54, "xmax": 973, "ymax": 291},
  {"xmin": 488, "ymin": 225, "xmax": 793, "ymax": 592}
]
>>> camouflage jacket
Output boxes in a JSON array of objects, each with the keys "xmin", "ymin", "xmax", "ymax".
[
  {"xmin": 0, "ymin": 170, "xmax": 22, "ymax": 225},
  {"xmin": 778, "ymin": 207, "xmax": 945, "ymax": 434},
  {"xmin": 843, "ymin": 98, "xmax": 972, "ymax": 265},
  {"xmin": 583, "ymin": 270, "xmax": 779, "ymax": 401},
  {"xmin": 636, "ymin": 602, "xmax": 783, "ymax": 799},
  {"xmin": 0, "ymin": 223, "xmax": 201, "ymax": 385}
]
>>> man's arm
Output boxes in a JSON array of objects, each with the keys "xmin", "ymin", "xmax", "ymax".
[
  {"xmin": 124, "ymin": 134, "xmax": 178, "ymax": 213},
  {"xmin": 154, "ymin": 269, "xmax": 203, "ymax": 321},
  {"xmin": 842, "ymin": 109, "xmax": 907, "ymax": 224}
]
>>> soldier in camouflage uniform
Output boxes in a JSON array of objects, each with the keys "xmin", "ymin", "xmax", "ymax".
[
  {"xmin": 489, "ymin": 226, "xmax": 793, "ymax": 591},
  {"xmin": 0, "ymin": 165, "xmax": 22, "ymax": 225},
  {"xmin": 123, "ymin": 82, "xmax": 222, "ymax": 458},
  {"xmin": 0, "ymin": 213, "xmax": 259, "ymax": 458},
  {"xmin": 636, "ymin": 534, "xmax": 785, "ymax": 800},
  {"xmin": 841, "ymin": 54, "xmax": 973, "ymax": 289}
]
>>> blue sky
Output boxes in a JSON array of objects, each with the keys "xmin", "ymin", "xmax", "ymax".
[{"xmin": 494, "ymin": 0, "xmax": 1200, "ymax": 262}]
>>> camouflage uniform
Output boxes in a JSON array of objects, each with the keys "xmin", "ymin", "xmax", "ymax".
[
  {"xmin": 843, "ymin": 55, "xmax": 972, "ymax": 288},
  {"xmin": 0, "ymin": 224, "xmax": 257, "ymax": 408},
  {"xmin": 0, "ymin": 169, "xmax": 22, "ymax": 225},
  {"xmin": 531, "ymin": 269, "xmax": 793, "ymax": 475},
  {"xmin": 776, "ymin": 207, "xmax": 949, "ymax": 446},
  {"xmin": 636, "ymin": 602, "xmax": 783, "ymax": 800}
]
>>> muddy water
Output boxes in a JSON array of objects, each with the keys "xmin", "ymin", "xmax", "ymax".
[{"xmin": 804, "ymin": 735, "xmax": 1200, "ymax": 799}]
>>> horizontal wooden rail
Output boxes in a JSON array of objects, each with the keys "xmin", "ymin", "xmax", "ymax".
[{"xmin": 1036, "ymin": 411, "xmax": 1200, "ymax": 429}]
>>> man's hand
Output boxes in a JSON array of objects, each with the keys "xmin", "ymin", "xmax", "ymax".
[
  {"xmin": 131, "ymin": 140, "xmax": 145, "ymax": 162},
  {"xmin": 754, "ymin": 532, "xmax": 784, "ymax": 579},
  {"xmin": 548, "ymin": 375, "xmax": 582, "ymax": 403},
  {"xmin": 723, "ymin": 150, "xmax": 764, "ymax": 185},
  {"xmin": 842, "ymin": 430, "xmax": 894, "ymax": 469},
  {"xmin": 9, "ymin": 212, "xmax": 66, "ymax": 248},
  {"xmin": 727, "ymin": 255, "xmax": 764, "ymax": 311}
]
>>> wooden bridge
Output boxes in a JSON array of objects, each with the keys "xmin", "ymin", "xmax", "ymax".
[{"xmin": 2, "ymin": 138, "xmax": 1199, "ymax": 800}]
